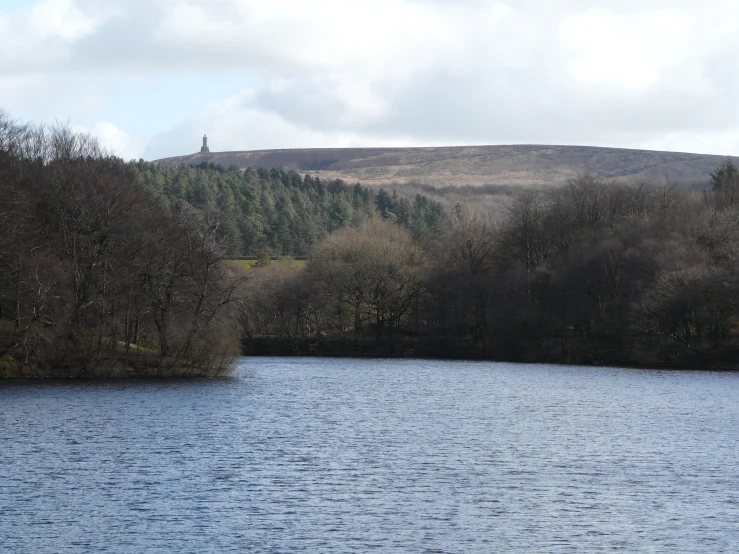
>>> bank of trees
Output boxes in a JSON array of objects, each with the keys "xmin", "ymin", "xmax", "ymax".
[
  {"xmin": 5, "ymin": 109, "xmax": 739, "ymax": 373},
  {"xmin": 131, "ymin": 161, "xmax": 447, "ymax": 256},
  {"xmin": 0, "ymin": 113, "xmax": 244, "ymax": 377},
  {"xmin": 243, "ymin": 168, "xmax": 739, "ymax": 369}
]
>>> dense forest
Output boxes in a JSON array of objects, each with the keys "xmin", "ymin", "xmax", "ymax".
[
  {"xmin": 0, "ymin": 113, "xmax": 447, "ymax": 377},
  {"xmin": 4, "ymin": 110, "xmax": 739, "ymax": 377},
  {"xmin": 131, "ymin": 161, "xmax": 448, "ymax": 256},
  {"xmin": 243, "ymin": 164, "xmax": 739, "ymax": 370},
  {"xmin": 0, "ymin": 114, "xmax": 245, "ymax": 377}
]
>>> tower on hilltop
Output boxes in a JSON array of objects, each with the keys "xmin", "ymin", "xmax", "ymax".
[{"xmin": 200, "ymin": 134, "xmax": 210, "ymax": 153}]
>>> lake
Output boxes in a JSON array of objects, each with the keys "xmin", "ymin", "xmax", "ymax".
[{"xmin": 2, "ymin": 358, "xmax": 739, "ymax": 553}]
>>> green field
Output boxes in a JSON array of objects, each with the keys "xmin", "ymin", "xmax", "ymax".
[{"xmin": 227, "ymin": 258, "xmax": 307, "ymax": 271}]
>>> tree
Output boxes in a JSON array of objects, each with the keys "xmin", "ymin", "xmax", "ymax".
[
  {"xmin": 308, "ymin": 220, "xmax": 426, "ymax": 350},
  {"xmin": 0, "ymin": 113, "xmax": 245, "ymax": 377},
  {"xmin": 710, "ymin": 159, "xmax": 739, "ymax": 192},
  {"xmin": 441, "ymin": 214, "xmax": 499, "ymax": 350},
  {"xmin": 709, "ymin": 159, "xmax": 739, "ymax": 207}
]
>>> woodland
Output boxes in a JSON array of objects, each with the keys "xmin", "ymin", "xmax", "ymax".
[
  {"xmin": 3, "ymin": 111, "xmax": 739, "ymax": 377},
  {"xmin": 133, "ymin": 159, "xmax": 448, "ymax": 256},
  {"xmin": 238, "ymin": 160, "xmax": 739, "ymax": 369},
  {"xmin": 0, "ymin": 115, "xmax": 245, "ymax": 377}
]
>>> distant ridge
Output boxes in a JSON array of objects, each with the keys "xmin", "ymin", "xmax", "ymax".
[{"xmin": 155, "ymin": 145, "xmax": 736, "ymax": 188}]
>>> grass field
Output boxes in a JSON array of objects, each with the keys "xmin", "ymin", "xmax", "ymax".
[{"xmin": 227, "ymin": 258, "xmax": 307, "ymax": 271}]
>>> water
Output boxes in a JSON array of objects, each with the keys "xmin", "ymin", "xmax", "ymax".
[{"xmin": 2, "ymin": 358, "xmax": 739, "ymax": 553}]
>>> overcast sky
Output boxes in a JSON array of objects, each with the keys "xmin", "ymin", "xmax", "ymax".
[{"xmin": 2, "ymin": 0, "xmax": 739, "ymax": 160}]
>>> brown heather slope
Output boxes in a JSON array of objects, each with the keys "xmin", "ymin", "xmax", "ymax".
[{"xmin": 155, "ymin": 144, "xmax": 737, "ymax": 189}]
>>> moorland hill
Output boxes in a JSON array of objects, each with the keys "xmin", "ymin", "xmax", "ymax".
[{"xmin": 156, "ymin": 144, "xmax": 736, "ymax": 188}]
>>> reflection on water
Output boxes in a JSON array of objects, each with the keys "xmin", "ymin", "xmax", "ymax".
[{"xmin": 2, "ymin": 358, "xmax": 739, "ymax": 553}]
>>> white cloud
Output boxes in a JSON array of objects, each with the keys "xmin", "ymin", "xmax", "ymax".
[
  {"xmin": 561, "ymin": 10, "xmax": 658, "ymax": 92},
  {"xmin": 0, "ymin": 0, "xmax": 113, "ymax": 70},
  {"xmin": 639, "ymin": 131, "xmax": 739, "ymax": 158},
  {"xmin": 144, "ymin": 89, "xmax": 446, "ymax": 159},
  {"xmin": 6, "ymin": 0, "xmax": 739, "ymax": 159},
  {"xmin": 0, "ymin": 76, "xmax": 44, "ymax": 113},
  {"xmin": 30, "ymin": 0, "xmax": 99, "ymax": 41},
  {"xmin": 559, "ymin": 8, "xmax": 712, "ymax": 93},
  {"xmin": 75, "ymin": 121, "xmax": 144, "ymax": 160},
  {"xmin": 155, "ymin": 0, "xmax": 503, "ymax": 79}
]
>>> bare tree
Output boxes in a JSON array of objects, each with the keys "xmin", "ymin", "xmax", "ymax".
[{"xmin": 308, "ymin": 220, "xmax": 426, "ymax": 350}]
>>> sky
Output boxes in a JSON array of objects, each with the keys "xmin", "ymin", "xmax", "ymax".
[{"xmin": 2, "ymin": 0, "xmax": 739, "ymax": 161}]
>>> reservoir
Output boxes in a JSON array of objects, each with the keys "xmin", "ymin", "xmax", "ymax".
[{"xmin": 2, "ymin": 358, "xmax": 738, "ymax": 552}]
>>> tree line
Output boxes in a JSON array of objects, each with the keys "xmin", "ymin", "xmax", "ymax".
[
  {"xmin": 131, "ymin": 161, "xmax": 447, "ymax": 256},
  {"xmin": 5, "ymin": 109, "xmax": 739, "ymax": 375},
  {"xmin": 0, "ymin": 113, "xmax": 448, "ymax": 377},
  {"xmin": 0, "ymin": 113, "xmax": 244, "ymax": 377},
  {"xmin": 242, "ymin": 164, "xmax": 739, "ymax": 369}
]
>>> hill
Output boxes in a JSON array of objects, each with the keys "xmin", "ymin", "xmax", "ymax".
[{"xmin": 155, "ymin": 144, "xmax": 736, "ymax": 188}]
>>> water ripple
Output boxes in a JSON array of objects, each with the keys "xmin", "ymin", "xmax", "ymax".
[{"xmin": 2, "ymin": 359, "xmax": 739, "ymax": 552}]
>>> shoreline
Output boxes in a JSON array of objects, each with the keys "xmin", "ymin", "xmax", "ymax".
[
  {"xmin": 4, "ymin": 337, "xmax": 739, "ymax": 379},
  {"xmin": 241, "ymin": 336, "xmax": 739, "ymax": 373}
]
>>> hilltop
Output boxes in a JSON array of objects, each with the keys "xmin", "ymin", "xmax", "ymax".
[{"xmin": 155, "ymin": 144, "xmax": 735, "ymax": 188}]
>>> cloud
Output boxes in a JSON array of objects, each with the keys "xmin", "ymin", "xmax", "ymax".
[
  {"xmin": 143, "ymin": 89, "xmax": 444, "ymax": 159},
  {"xmin": 156, "ymin": 0, "xmax": 498, "ymax": 75},
  {"xmin": 0, "ymin": 0, "xmax": 115, "ymax": 71},
  {"xmin": 5, "ymin": 0, "xmax": 739, "ymax": 159},
  {"xmin": 640, "ymin": 130, "xmax": 739, "ymax": 158},
  {"xmin": 30, "ymin": 0, "xmax": 99, "ymax": 41},
  {"xmin": 558, "ymin": 7, "xmax": 727, "ymax": 95},
  {"xmin": 75, "ymin": 121, "xmax": 144, "ymax": 160}
]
